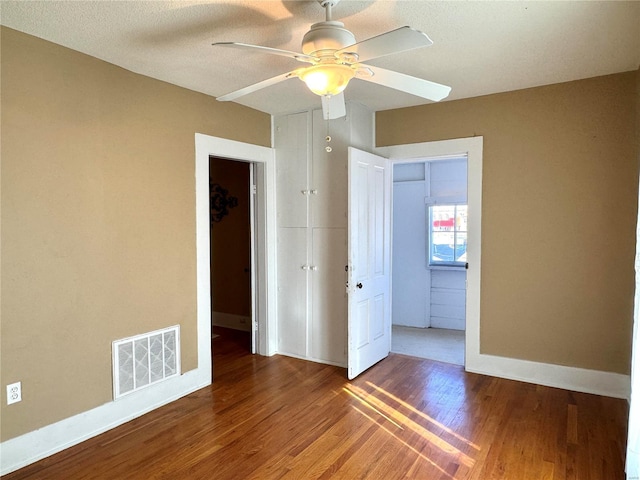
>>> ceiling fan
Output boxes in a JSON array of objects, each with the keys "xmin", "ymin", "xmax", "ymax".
[{"xmin": 213, "ymin": 0, "xmax": 451, "ymax": 120}]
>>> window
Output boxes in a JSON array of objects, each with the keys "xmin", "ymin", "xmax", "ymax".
[{"xmin": 429, "ymin": 204, "xmax": 467, "ymax": 266}]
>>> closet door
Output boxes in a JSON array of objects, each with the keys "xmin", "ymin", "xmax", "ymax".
[
  {"xmin": 275, "ymin": 112, "xmax": 310, "ymax": 228},
  {"xmin": 309, "ymin": 228, "xmax": 347, "ymax": 364},
  {"xmin": 277, "ymin": 228, "xmax": 308, "ymax": 358},
  {"xmin": 310, "ymin": 109, "xmax": 348, "ymax": 229}
]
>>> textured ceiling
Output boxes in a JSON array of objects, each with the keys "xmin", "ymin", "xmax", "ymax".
[{"xmin": 1, "ymin": 1, "xmax": 639, "ymax": 115}]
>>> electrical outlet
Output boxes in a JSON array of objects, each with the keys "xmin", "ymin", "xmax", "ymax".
[{"xmin": 7, "ymin": 382, "xmax": 21, "ymax": 405}]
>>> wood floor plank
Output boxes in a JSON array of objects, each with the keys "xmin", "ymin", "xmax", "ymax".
[
  {"xmin": 567, "ymin": 404, "xmax": 578, "ymax": 445},
  {"xmin": 2, "ymin": 327, "xmax": 628, "ymax": 480}
]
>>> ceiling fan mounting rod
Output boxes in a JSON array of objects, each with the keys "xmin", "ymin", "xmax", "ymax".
[{"xmin": 318, "ymin": 0, "xmax": 341, "ymax": 22}]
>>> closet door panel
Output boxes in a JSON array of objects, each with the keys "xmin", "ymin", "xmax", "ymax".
[
  {"xmin": 309, "ymin": 227, "xmax": 347, "ymax": 365},
  {"xmin": 275, "ymin": 112, "xmax": 309, "ymax": 228},
  {"xmin": 311, "ymin": 109, "xmax": 348, "ymax": 229},
  {"xmin": 277, "ymin": 227, "xmax": 308, "ymax": 357}
]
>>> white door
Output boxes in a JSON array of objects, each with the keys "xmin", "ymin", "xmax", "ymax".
[{"xmin": 347, "ymin": 147, "xmax": 392, "ymax": 379}]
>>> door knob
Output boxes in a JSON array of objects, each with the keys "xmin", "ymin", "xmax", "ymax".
[{"xmin": 357, "ymin": 283, "xmax": 363, "ymax": 289}]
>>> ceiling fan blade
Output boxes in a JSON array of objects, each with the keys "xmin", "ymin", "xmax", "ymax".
[
  {"xmin": 216, "ymin": 71, "xmax": 295, "ymax": 102},
  {"xmin": 335, "ymin": 26, "xmax": 433, "ymax": 63},
  {"xmin": 212, "ymin": 42, "xmax": 316, "ymax": 63},
  {"xmin": 321, "ymin": 93, "xmax": 346, "ymax": 120},
  {"xmin": 358, "ymin": 65, "xmax": 451, "ymax": 102}
]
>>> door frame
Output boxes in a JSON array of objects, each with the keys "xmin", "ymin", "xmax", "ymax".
[
  {"xmin": 196, "ymin": 134, "xmax": 277, "ymax": 380},
  {"xmin": 376, "ymin": 136, "xmax": 483, "ymax": 370},
  {"xmin": 248, "ymin": 163, "xmax": 257, "ymax": 353}
]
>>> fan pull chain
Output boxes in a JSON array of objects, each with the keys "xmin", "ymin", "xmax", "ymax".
[{"xmin": 323, "ymin": 94, "xmax": 333, "ymax": 153}]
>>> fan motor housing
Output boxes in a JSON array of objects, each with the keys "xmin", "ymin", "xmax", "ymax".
[{"xmin": 302, "ymin": 21, "xmax": 356, "ymax": 56}]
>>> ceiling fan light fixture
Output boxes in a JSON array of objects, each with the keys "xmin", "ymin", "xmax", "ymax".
[{"xmin": 299, "ymin": 64, "xmax": 356, "ymax": 96}]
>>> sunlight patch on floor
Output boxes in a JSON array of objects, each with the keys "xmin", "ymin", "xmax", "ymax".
[
  {"xmin": 366, "ymin": 381, "xmax": 480, "ymax": 450},
  {"xmin": 343, "ymin": 382, "xmax": 476, "ymax": 472},
  {"xmin": 351, "ymin": 405, "xmax": 459, "ymax": 480}
]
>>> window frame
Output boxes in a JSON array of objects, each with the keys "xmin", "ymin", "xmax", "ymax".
[{"xmin": 427, "ymin": 201, "xmax": 468, "ymax": 268}]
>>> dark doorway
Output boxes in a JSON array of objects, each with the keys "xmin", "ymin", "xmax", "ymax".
[{"xmin": 209, "ymin": 157, "xmax": 253, "ymax": 369}]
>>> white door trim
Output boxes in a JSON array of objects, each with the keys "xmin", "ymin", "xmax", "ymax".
[
  {"xmin": 249, "ymin": 162, "xmax": 257, "ymax": 353},
  {"xmin": 377, "ymin": 137, "xmax": 483, "ymax": 370},
  {"xmin": 196, "ymin": 133, "xmax": 277, "ymax": 363}
]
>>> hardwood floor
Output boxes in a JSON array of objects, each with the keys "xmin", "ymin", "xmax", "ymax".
[{"xmin": 4, "ymin": 327, "xmax": 628, "ymax": 479}]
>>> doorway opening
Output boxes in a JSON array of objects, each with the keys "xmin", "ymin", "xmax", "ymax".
[
  {"xmin": 377, "ymin": 136, "xmax": 482, "ymax": 375},
  {"xmin": 209, "ymin": 156, "xmax": 254, "ymax": 370},
  {"xmin": 196, "ymin": 133, "xmax": 277, "ymax": 388},
  {"xmin": 390, "ymin": 157, "xmax": 467, "ymax": 366}
]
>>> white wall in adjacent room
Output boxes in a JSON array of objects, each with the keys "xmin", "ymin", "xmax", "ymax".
[{"xmin": 392, "ymin": 158, "xmax": 467, "ymax": 330}]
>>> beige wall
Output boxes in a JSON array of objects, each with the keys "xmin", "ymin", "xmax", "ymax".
[
  {"xmin": 0, "ymin": 27, "xmax": 270, "ymax": 441},
  {"xmin": 378, "ymin": 71, "xmax": 639, "ymax": 375},
  {"xmin": 210, "ymin": 158, "xmax": 251, "ymax": 317},
  {"xmin": 637, "ymin": 66, "xmax": 640, "ymax": 173}
]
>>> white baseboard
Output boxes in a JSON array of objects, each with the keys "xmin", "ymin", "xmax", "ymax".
[
  {"xmin": 0, "ymin": 367, "xmax": 210, "ymax": 476},
  {"xmin": 212, "ymin": 311, "xmax": 251, "ymax": 332},
  {"xmin": 2, "ymin": 344, "xmax": 628, "ymax": 476},
  {"xmin": 392, "ymin": 321, "xmax": 429, "ymax": 328},
  {"xmin": 466, "ymin": 352, "xmax": 631, "ymax": 400},
  {"xmin": 430, "ymin": 317, "xmax": 465, "ymax": 331},
  {"xmin": 277, "ymin": 351, "xmax": 347, "ymax": 369}
]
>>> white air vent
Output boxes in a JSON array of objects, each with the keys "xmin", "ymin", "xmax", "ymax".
[{"xmin": 112, "ymin": 325, "xmax": 180, "ymax": 400}]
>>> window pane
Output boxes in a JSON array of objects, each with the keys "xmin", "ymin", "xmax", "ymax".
[
  {"xmin": 431, "ymin": 205, "xmax": 456, "ymax": 231},
  {"xmin": 456, "ymin": 205, "xmax": 468, "ymax": 233},
  {"xmin": 429, "ymin": 204, "xmax": 468, "ymax": 265},
  {"xmin": 432, "ymin": 232, "xmax": 455, "ymax": 262},
  {"xmin": 455, "ymin": 232, "xmax": 467, "ymax": 262}
]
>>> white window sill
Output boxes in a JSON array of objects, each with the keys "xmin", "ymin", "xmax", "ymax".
[{"xmin": 428, "ymin": 265, "xmax": 467, "ymax": 272}]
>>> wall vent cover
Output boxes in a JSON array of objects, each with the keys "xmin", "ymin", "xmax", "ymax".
[{"xmin": 112, "ymin": 325, "xmax": 180, "ymax": 400}]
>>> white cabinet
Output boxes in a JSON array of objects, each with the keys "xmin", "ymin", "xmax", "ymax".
[
  {"xmin": 310, "ymin": 108, "xmax": 348, "ymax": 228},
  {"xmin": 276, "ymin": 227, "xmax": 308, "ymax": 357},
  {"xmin": 276, "ymin": 111, "xmax": 309, "ymax": 229},
  {"xmin": 309, "ymin": 227, "xmax": 347, "ymax": 363},
  {"xmin": 275, "ymin": 103, "xmax": 373, "ymax": 366}
]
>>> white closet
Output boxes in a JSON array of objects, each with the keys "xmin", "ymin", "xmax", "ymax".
[{"xmin": 274, "ymin": 103, "xmax": 373, "ymax": 366}]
